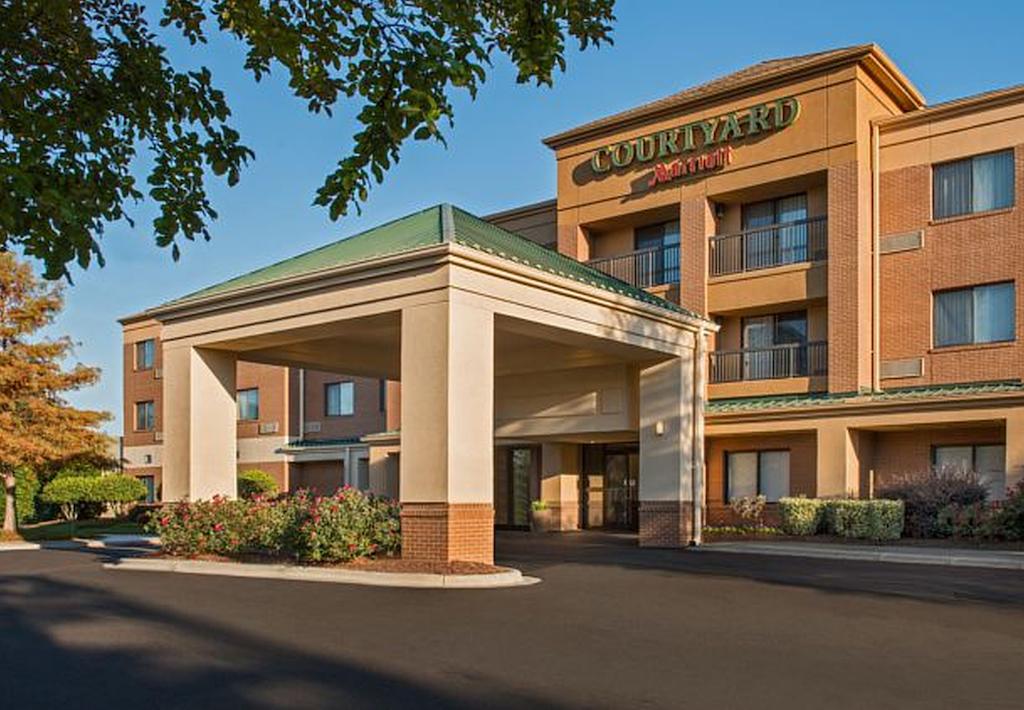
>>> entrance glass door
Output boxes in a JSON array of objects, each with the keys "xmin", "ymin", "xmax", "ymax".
[
  {"xmin": 603, "ymin": 450, "xmax": 639, "ymax": 530},
  {"xmin": 495, "ymin": 446, "xmax": 536, "ymax": 529}
]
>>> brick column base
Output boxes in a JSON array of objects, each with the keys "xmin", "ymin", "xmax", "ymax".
[
  {"xmin": 638, "ymin": 501, "xmax": 694, "ymax": 548},
  {"xmin": 400, "ymin": 503, "xmax": 494, "ymax": 563}
]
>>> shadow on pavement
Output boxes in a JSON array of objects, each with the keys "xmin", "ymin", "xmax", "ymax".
[
  {"xmin": 0, "ymin": 569, "xmax": 565, "ymax": 710},
  {"xmin": 495, "ymin": 530, "xmax": 1024, "ymax": 607}
]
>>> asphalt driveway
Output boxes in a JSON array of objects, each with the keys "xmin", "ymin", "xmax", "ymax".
[{"xmin": 2, "ymin": 531, "xmax": 1023, "ymax": 709}]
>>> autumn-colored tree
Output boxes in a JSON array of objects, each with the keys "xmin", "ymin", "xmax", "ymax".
[{"xmin": 0, "ymin": 251, "xmax": 109, "ymax": 536}]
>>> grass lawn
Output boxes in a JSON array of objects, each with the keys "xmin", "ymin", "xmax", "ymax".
[{"xmin": 14, "ymin": 519, "xmax": 145, "ymax": 542}]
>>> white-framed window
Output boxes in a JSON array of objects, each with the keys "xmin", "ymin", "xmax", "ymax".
[
  {"xmin": 135, "ymin": 401, "xmax": 155, "ymax": 431},
  {"xmin": 933, "ymin": 282, "xmax": 1015, "ymax": 347},
  {"xmin": 933, "ymin": 150, "xmax": 1014, "ymax": 219},
  {"xmin": 237, "ymin": 388, "xmax": 260, "ymax": 421},
  {"xmin": 726, "ymin": 450, "xmax": 790, "ymax": 503},
  {"xmin": 325, "ymin": 381, "xmax": 355, "ymax": 417},
  {"xmin": 933, "ymin": 444, "xmax": 1007, "ymax": 500},
  {"xmin": 135, "ymin": 339, "xmax": 155, "ymax": 370}
]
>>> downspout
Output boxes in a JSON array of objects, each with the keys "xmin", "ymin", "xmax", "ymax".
[
  {"xmin": 871, "ymin": 123, "xmax": 882, "ymax": 392},
  {"xmin": 690, "ymin": 326, "xmax": 707, "ymax": 546}
]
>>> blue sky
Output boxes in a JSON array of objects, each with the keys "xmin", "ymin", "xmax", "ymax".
[{"xmin": 47, "ymin": 0, "xmax": 1024, "ymax": 432}]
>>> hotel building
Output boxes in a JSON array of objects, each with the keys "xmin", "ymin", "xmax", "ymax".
[{"xmin": 121, "ymin": 45, "xmax": 1024, "ymax": 559}]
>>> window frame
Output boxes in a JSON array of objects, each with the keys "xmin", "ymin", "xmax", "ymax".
[
  {"xmin": 932, "ymin": 149, "xmax": 1015, "ymax": 220},
  {"xmin": 931, "ymin": 443, "xmax": 1007, "ymax": 499},
  {"xmin": 740, "ymin": 192, "xmax": 809, "ymax": 229},
  {"xmin": 325, "ymin": 381, "xmax": 355, "ymax": 417},
  {"xmin": 236, "ymin": 388, "xmax": 260, "ymax": 421},
  {"xmin": 134, "ymin": 400, "xmax": 155, "ymax": 432},
  {"xmin": 723, "ymin": 448, "xmax": 791, "ymax": 503},
  {"xmin": 135, "ymin": 339, "xmax": 155, "ymax": 371},
  {"xmin": 932, "ymin": 281, "xmax": 1016, "ymax": 348}
]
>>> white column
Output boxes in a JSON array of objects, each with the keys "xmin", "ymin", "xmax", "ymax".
[
  {"xmin": 399, "ymin": 297, "xmax": 495, "ymax": 561},
  {"xmin": 638, "ymin": 350, "xmax": 695, "ymax": 547},
  {"xmin": 162, "ymin": 345, "xmax": 238, "ymax": 501}
]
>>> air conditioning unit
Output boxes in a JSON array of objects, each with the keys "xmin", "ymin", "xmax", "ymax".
[
  {"xmin": 154, "ymin": 431, "xmax": 164, "ymax": 442},
  {"xmin": 303, "ymin": 421, "xmax": 322, "ymax": 434},
  {"xmin": 154, "ymin": 368, "xmax": 163, "ymax": 379},
  {"xmin": 259, "ymin": 421, "xmax": 280, "ymax": 435}
]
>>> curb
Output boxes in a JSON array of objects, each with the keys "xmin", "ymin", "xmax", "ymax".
[
  {"xmin": 0, "ymin": 542, "xmax": 42, "ymax": 552},
  {"xmin": 696, "ymin": 542, "xmax": 1024, "ymax": 570},
  {"xmin": 103, "ymin": 557, "xmax": 541, "ymax": 589}
]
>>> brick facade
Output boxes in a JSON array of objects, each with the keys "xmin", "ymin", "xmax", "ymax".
[
  {"xmin": 879, "ymin": 145, "xmax": 1024, "ymax": 388},
  {"xmin": 400, "ymin": 503, "xmax": 495, "ymax": 563},
  {"xmin": 638, "ymin": 501, "xmax": 693, "ymax": 547}
]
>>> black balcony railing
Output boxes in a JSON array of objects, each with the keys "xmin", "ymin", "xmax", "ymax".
[
  {"xmin": 709, "ymin": 341, "xmax": 828, "ymax": 384},
  {"xmin": 709, "ymin": 216, "xmax": 828, "ymax": 277},
  {"xmin": 586, "ymin": 244, "xmax": 680, "ymax": 289}
]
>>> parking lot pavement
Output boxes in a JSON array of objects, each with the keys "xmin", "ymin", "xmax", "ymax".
[{"xmin": 2, "ymin": 532, "xmax": 1023, "ymax": 709}]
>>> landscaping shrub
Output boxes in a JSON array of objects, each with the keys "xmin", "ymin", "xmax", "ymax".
[
  {"xmin": 0, "ymin": 468, "xmax": 39, "ymax": 527},
  {"xmin": 729, "ymin": 494, "xmax": 767, "ymax": 528},
  {"xmin": 825, "ymin": 499, "xmax": 904, "ymax": 541},
  {"xmin": 148, "ymin": 488, "xmax": 401, "ymax": 563},
  {"xmin": 93, "ymin": 475, "xmax": 148, "ymax": 517},
  {"xmin": 778, "ymin": 497, "xmax": 826, "ymax": 535},
  {"xmin": 40, "ymin": 476, "xmax": 99, "ymax": 520},
  {"xmin": 877, "ymin": 470, "xmax": 988, "ymax": 538},
  {"xmin": 237, "ymin": 469, "xmax": 279, "ymax": 499},
  {"xmin": 935, "ymin": 502, "xmax": 996, "ymax": 540},
  {"xmin": 39, "ymin": 474, "xmax": 147, "ymax": 520},
  {"xmin": 990, "ymin": 480, "xmax": 1024, "ymax": 541}
]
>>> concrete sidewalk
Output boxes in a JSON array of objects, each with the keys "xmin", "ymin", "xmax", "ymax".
[{"xmin": 698, "ymin": 541, "xmax": 1024, "ymax": 570}]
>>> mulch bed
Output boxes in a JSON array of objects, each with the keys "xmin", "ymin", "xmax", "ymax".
[{"xmin": 150, "ymin": 551, "xmax": 508, "ymax": 575}]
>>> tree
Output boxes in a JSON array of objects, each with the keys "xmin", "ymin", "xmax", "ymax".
[
  {"xmin": 0, "ymin": 252, "xmax": 110, "ymax": 536},
  {"xmin": 0, "ymin": 0, "xmax": 616, "ymax": 280}
]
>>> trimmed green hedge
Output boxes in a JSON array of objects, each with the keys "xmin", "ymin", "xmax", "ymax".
[
  {"xmin": 778, "ymin": 497, "xmax": 904, "ymax": 541},
  {"xmin": 778, "ymin": 497, "xmax": 826, "ymax": 536},
  {"xmin": 40, "ymin": 474, "xmax": 147, "ymax": 520},
  {"xmin": 238, "ymin": 469, "xmax": 278, "ymax": 499}
]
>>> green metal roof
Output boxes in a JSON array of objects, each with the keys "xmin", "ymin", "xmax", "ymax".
[
  {"xmin": 283, "ymin": 437, "xmax": 364, "ymax": 448},
  {"xmin": 166, "ymin": 204, "xmax": 701, "ymax": 320},
  {"xmin": 707, "ymin": 380, "xmax": 1024, "ymax": 414}
]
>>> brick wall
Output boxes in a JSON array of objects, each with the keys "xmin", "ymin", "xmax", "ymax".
[
  {"xmin": 123, "ymin": 338, "xmax": 163, "ymax": 448},
  {"xmin": 400, "ymin": 503, "xmax": 495, "ymax": 563},
  {"xmin": 879, "ymin": 145, "xmax": 1024, "ymax": 388},
  {"xmin": 679, "ymin": 196, "xmax": 711, "ymax": 315},
  {"xmin": 827, "ymin": 161, "xmax": 870, "ymax": 393},
  {"xmin": 638, "ymin": 501, "xmax": 693, "ymax": 547},
  {"xmin": 300, "ymin": 371, "xmax": 388, "ymax": 440}
]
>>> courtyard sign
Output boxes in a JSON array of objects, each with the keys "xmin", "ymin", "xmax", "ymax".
[{"xmin": 589, "ymin": 97, "xmax": 801, "ymax": 187}]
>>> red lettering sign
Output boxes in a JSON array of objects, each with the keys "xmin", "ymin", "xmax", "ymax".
[{"xmin": 647, "ymin": 146, "xmax": 733, "ymax": 188}]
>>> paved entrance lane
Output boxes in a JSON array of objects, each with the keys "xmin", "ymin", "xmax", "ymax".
[{"xmin": 2, "ymin": 533, "xmax": 1023, "ymax": 709}]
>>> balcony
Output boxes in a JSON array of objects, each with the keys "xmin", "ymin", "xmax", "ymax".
[
  {"xmin": 586, "ymin": 244, "xmax": 680, "ymax": 289},
  {"xmin": 709, "ymin": 341, "xmax": 828, "ymax": 384},
  {"xmin": 709, "ymin": 216, "xmax": 827, "ymax": 278}
]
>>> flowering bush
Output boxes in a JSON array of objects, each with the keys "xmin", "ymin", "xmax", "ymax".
[
  {"xmin": 877, "ymin": 470, "xmax": 988, "ymax": 538},
  {"xmin": 992, "ymin": 480, "xmax": 1024, "ymax": 540},
  {"xmin": 148, "ymin": 488, "xmax": 401, "ymax": 563},
  {"xmin": 728, "ymin": 494, "xmax": 767, "ymax": 528}
]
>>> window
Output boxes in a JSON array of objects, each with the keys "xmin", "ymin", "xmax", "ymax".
[
  {"xmin": 934, "ymin": 444, "xmax": 1007, "ymax": 500},
  {"xmin": 139, "ymin": 476, "xmax": 156, "ymax": 504},
  {"xmin": 741, "ymin": 311, "xmax": 808, "ymax": 379},
  {"xmin": 237, "ymin": 388, "xmax": 260, "ymax": 421},
  {"xmin": 933, "ymin": 150, "xmax": 1014, "ymax": 219},
  {"xmin": 135, "ymin": 339, "xmax": 155, "ymax": 370},
  {"xmin": 135, "ymin": 401, "xmax": 155, "ymax": 431},
  {"xmin": 325, "ymin": 381, "xmax": 355, "ymax": 416},
  {"xmin": 933, "ymin": 282, "xmax": 1015, "ymax": 347},
  {"xmin": 633, "ymin": 220, "xmax": 680, "ymax": 285},
  {"xmin": 378, "ymin": 379, "xmax": 387, "ymax": 413},
  {"xmin": 742, "ymin": 193, "xmax": 808, "ymax": 268},
  {"xmin": 726, "ymin": 450, "xmax": 790, "ymax": 502}
]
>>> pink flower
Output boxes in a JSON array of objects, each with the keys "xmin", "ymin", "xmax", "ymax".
[{"xmin": 213, "ymin": 523, "xmax": 224, "ymax": 532}]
